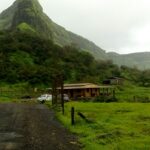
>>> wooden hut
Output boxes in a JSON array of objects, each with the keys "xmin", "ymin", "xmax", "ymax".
[
  {"xmin": 103, "ymin": 77, "xmax": 124, "ymax": 85},
  {"xmin": 58, "ymin": 83, "xmax": 114, "ymax": 100}
]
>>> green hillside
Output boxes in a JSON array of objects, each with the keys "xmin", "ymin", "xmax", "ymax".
[
  {"xmin": 0, "ymin": 0, "xmax": 107, "ymax": 59},
  {"xmin": 0, "ymin": 30, "xmax": 100, "ymax": 85},
  {"xmin": 0, "ymin": 0, "xmax": 150, "ymax": 69}
]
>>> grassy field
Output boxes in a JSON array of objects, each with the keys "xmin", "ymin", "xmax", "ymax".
[
  {"xmin": 57, "ymin": 102, "xmax": 150, "ymax": 150},
  {"xmin": 0, "ymin": 83, "xmax": 43, "ymax": 102},
  {"xmin": 115, "ymin": 83, "xmax": 150, "ymax": 102}
]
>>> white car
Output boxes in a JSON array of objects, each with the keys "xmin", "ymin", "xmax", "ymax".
[
  {"xmin": 63, "ymin": 94, "xmax": 69, "ymax": 102},
  {"xmin": 37, "ymin": 94, "xmax": 52, "ymax": 102}
]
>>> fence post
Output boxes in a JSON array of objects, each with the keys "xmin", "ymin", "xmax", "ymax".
[
  {"xmin": 60, "ymin": 76, "xmax": 64, "ymax": 115},
  {"xmin": 133, "ymin": 96, "xmax": 136, "ymax": 102},
  {"xmin": 71, "ymin": 107, "xmax": 75, "ymax": 125},
  {"xmin": 113, "ymin": 89, "xmax": 115, "ymax": 100}
]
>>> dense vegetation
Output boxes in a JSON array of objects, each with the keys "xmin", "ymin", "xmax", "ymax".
[
  {"xmin": 0, "ymin": 30, "xmax": 115, "ymax": 85},
  {"xmin": 0, "ymin": 30, "xmax": 149, "ymax": 88},
  {"xmin": 0, "ymin": 0, "xmax": 149, "ymax": 87}
]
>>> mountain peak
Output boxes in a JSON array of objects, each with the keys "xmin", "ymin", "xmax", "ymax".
[
  {"xmin": 11, "ymin": 0, "xmax": 43, "ymax": 28},
  {"xmin": 0, "ymin": 0, "xmax": 106, "ymax": 59},
  {"xmin": 0, "ymin": 0, "xmax": 43, "ymax": 30},
  {"xmin": 14, "ymin": 0, "xmax": 43, "ymax": 13}
]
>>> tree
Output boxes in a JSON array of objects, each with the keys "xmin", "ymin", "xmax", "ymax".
[{"xmin": 138, "ymin": 70, "xmax": 150, "ymax": 87}]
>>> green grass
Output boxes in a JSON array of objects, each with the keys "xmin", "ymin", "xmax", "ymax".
[
  {"xmin": 115, "ymin": 82, "xmax": 150, "ymax": 102},
  {"xmin": 57, "ymin": 102, "xmax": 150, "ymax": 150},
  {"xmin": 17, "ymin": 22, "xmax": 36, "ymax": 33},
  {"xmin": 0, "ymin": 83, "xmax": 36, "ymax": 103}
]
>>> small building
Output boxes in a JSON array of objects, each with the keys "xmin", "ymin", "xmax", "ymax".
[
  {"xmin": 58, "ymin": 83, "xmax": 114, "ymax": 100},
  {"xmin": 103, "ymin": 77, "xmax": 124, "ymax": 85}
]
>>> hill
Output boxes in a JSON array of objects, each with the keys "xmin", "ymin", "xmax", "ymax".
[
  {"xmin": 0, "ymin": 0, "xmax": 150, "ymax": 70},
  {"xmin": 0, "ymin": 31, "xmax": 100, "ymax": 84},
  {"xmin": 0, "ymin": 0, "xmax": 107, "ymax": 60},
  {"xmin": 108, "ymin": 52, "xmax": 150, "ymax": 70}
]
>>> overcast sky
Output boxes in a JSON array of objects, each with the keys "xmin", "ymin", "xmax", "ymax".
[{"xmin": 0, "ymin": 0, "xmax": 150, "ymax": 54}]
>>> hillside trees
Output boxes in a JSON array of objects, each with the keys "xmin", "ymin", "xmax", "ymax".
[
  {"xmin": 138, "ymin": 70, "xmax": 150, "ymax": 87},
  {"xmin": 0, "ymin": 31, "xmax": 98, "ymax": 84},
  {"xmin": 94, "ymin": 60, "xmax": 121, "ymax": 82},
  {"xmin": 0, "ymin": 30, "xmax": 149, "ymax": 86}
]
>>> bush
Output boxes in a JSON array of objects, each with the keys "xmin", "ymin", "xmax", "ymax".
[{"xmin": 94, "ymin": 96, "xmax": 118, "ymax": 103}]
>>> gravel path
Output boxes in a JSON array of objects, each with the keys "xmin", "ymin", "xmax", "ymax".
[{"xmin": 0, "ymin": 103, "xmax": 80, "ymax": 150}]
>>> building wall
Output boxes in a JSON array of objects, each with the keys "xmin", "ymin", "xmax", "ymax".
[
  {"xmin": 64, "ymin": 87, "xmax": 113, "ymax": 99},
  {"xmin": 110, "ymin": 79, "xmax": 124, "ymax": 85},
  {"xmin": 64, "ymin": 88, "xmax": 100, "ymax": 99}
]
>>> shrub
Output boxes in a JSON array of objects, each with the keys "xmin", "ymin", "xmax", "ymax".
[{"xmin": 94, "ymin": 96, "xmax": 118, "ymax": 103}]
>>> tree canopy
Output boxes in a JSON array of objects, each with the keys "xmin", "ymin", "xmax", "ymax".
[{"xmin": 0, "ymin": 30, "xmax": 149, "ymax": 87}]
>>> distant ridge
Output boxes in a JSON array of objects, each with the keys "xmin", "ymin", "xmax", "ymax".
[{"xmin": 107, "ymin": 52, "xmax": 150, "ymax": 70}]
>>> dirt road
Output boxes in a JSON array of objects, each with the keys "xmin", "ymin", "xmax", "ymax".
[{"xmin": 0, "ymin": 103, "xmax": 80, "ymax": 150}]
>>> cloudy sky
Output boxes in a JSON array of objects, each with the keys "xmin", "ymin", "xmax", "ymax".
[{"xmin": 0, "ymin": 0, "xmax": 150, "ymax": 54}]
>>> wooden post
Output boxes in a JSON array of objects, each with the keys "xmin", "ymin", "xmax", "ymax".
[
  {"xmin": 133, "ymin": 96, "xmax": 136, "ymax": 102},
  {"xmin": 106, "ymin": 88, "xmax": 108, "ymax": 95},
  {"xmin": 99, "ymin": 88, "xmax": 101, "ymax": 96},
  {"xmin": 52, "ymin": 79, "xmax": 56, "ymax": 106},
  {"xmin": 113, "ymin": 89, "xmax": 115, "ymax": 99},
  {"xmin": 61, "ymin": 76, "xmax": 64, "ymax": 115},
  {"xmin": 103, "ymin": 88, "xmax": 104, "ymax": 96},
  {"xmin": 71, "ymin": 107, "xmax": 75, "ymax": 125}
]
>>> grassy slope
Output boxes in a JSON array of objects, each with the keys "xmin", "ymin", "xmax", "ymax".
[
  {"xmin": 115, "ymin": 82, "xmax": 150, "ymax": 102},
  {"xmin": 57, "ymin": 102, "xmax": 150, "ymax": 150},
  {"xmin": 0, "ymin": 83, "xmax": 32, "ymax": 102}
]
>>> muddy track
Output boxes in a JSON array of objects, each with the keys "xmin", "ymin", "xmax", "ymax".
[{"xmin": 0, "ymin": 103, "xmax": 80, "ymax": 150}]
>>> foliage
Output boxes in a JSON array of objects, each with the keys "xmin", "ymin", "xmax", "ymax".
[
  {"xmin": 17, "ymin": 22, "xmax": 36, "ymax": 33},
  {"xmin": 0, "ymin": 30, "xmax": 149, "ymax": 87},
  {"xmin": 0, "ymin": 31, "xmax": 108, "ymax": 85},
  {"xmin": 138, "ymin": 70, "xmax": 150, "ymax": 87},
  {"xmin": 94, "ymin": 96, "xmax": 118, "ymax": 103}
]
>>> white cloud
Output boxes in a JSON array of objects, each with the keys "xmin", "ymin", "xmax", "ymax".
[
  {"xmin": 116, "ymin": 22, "xmax": 150, "ymax": 54},
  {"xmin": 132, "ymin": 23, "xmax": 150, "ymax": 46}
]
